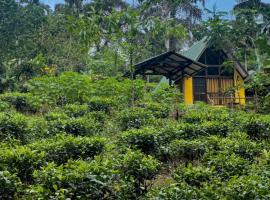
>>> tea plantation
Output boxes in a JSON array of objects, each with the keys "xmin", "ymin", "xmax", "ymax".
[{"xmin": 1, "ymin": 72, "xmax": 270, "ymax": 199}]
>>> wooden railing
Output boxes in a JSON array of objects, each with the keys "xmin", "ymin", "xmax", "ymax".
[{"xmin": 207, "ymin": 93, "xmax": 248, "ymax": 106}]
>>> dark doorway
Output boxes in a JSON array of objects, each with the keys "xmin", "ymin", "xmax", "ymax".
[{"xmin": 193, "ymin": 77, "xmax": 207, "ymax": 102}]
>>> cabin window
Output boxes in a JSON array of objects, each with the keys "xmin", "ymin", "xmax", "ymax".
[
  {"xmin": 220, "ymin": 65, "xmax": 234, "ymax": 76},
  {"xmin": 207, "ymin": 66, "xmax": 219, "ymax": 76}
]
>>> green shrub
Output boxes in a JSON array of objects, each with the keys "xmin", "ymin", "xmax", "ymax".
[
  {"xmin": 118, "ymin": 107, "xmax": 155, "ymax": 130},
  {"xmin": 0, "ymin": 92, "xmax": 40, "ymax": 113},
  {"xmin": 219, "ymin": 137, "xmax": 261, "ymax": 160},
  {"xmin": 184, "ymin": 121, "xmax": 230, "ymax": 138},
  {"xmin": 118, "ymin": 149, "xmax": 160, "ymax": 196},
  {"xmin": 173, "ymin": 164, "xmax": 214, "ymax": 187},
  {"xmin": 120, "ymin": 149, "xmax": 160, "ymax": 181},
  {"xmin": 0, "ymin": 100, "xmax": 11, "ymax": 112},
  {"xmin": 0, "ymin": 112, "xmax": 29, "ymax": 143},
  {"xmin": 44, "ymin": 111, "xmax": 70, "ymax": 134},
  {"xmin": 243, "ymin": 115, "xmax": 270, "ymax": 139},
  {"xmin": 143, "ymin": 102, "xmax": 170, "ymax": 118},
  {"xmin": 204, "ymin": 152, "xmax": 250, "ymax": 180},
  {"xmin": 182, "ymin": 107, "xmax": 230, "ymax": 124},
  {"xmin": 45, "ymin": 112, "xmax": 102, "ymax": 136},
  {"xmin": 146, "ymin": 183, "xmax": 200, "ymax": 200},
  {"xmin": 63, "ymin": 103, "xmax": 89, "ymax": 117},
  {"xmin": 28, "ymin": 72, "xmax": 93, "ymax": 106},
  {"xmin": 150, "ymin": 83, "xmax": 182, "ymax": 104},
  {"xmin": 27, "ymin": 117, "xmax": 49, "ymax": 141},
  {"xmin": 221, "ymin": 175, "xmax": 270, "ymax": 199},
  {"xmin": 64, "ymin": 117, "xmax": 101, "ymax": 136},
  {"xmin": 0, "ymin": 146, "xmax": 45, "ymax": 182},
  {"xmin": 88, "ymin": 97, "xmax": 115, "ymax": 113},
  {"xmin": 121, "ymin": 127, "xmax": 160, "ymax": 154},
  {"xmin": 168, "ymin": 139, "xmax": 206, "ymax": 161},
  {"xmin": 0, "ymin": 171, "xmax": 21, "ymax": 200},
  {"xmin": 29, "ymin": 135, "xmax": 106, "ymax": 164},
  {"xmin": 31, "ymin": 160, "xmax": 118, "ymax": 199}
]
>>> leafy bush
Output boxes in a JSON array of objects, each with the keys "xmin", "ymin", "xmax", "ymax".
[
  {"xmin": 173, "ymin": 164, "xmax": 214, "ymax": 187},
  {"xmin": 183, "ymin": 121, "xmax": 230, "ymax": 138},
  {"xmin": 63, "ymin": 103, "xmax": 89, "ymax": 117},
  {"xmin": 143, "ymin": 102, "xmax": 170, "ymax": 118},
  {"xmin": 218, "ymin": 137, "xmax": 261, "ymax": 160},
  {"xmin": 243, "ymin": 115, "xmax": 270, "ymax": 139},
  {"xmin": 0, "ymin": 112, "xmax": 29, "ymax": 143},
  {"xmin": 44, "ymin": 111, "xmax": 70, "ymax": 134},
  {"xmin": 30, "ymin": 160, "xmax": 118, "ymax": 199},
  {"xmin": 146, "ymin": 183, "xmax": 201, "ymax": 200},
  {"xmin": 119, "ymin": 149, "xmax": 160, "ymax": 181},
  {"xmin": 182, "ymin": 106, "xmax": 230, "ymax": 124},
  {"xmin": 222, "ymin": 175, "xmax": 270, "ymax": 199},
  {"xmin": 64, "ymin": 117, "xmax": 101, "ymax": 136},
  {"xmin": 88, "ymin": 97, "xmax": 115, "ymax": 113},
  {"xmin": 168, "ymin": 139, "xmax": 206, "ymax": 161},
  {"xmin": 45, "ymin": 111, "xmax": 102, "ymax": 136},
  {"xmin": 118, "ymin": 107, "xmax": 155, "ymax": 130},
  {"xmin": 150, "ymin": 83, "xmax": 182, "ymax": 104},
  {"xmin": 0, "ymin": 100, "xmax": 11, "ymax": 112},
  {"xmin": 28, "ymin": 72, "xmax": 93, "ymax": 106},
  {"xmin": 118, "ymin": 149, "xmax": 160, "ymax": 196},
  {"xmin": 0, "ymin": 92, "xmax": 40, "ymax": 113},
  {"xmin": 0, "ymin": 146, "xmax": 45, "ymax": 182},
  {"xmin": 29, "ymin": 135, "xmax": 106, "ymax": 164},
  {"xmin": 29, "ymin": 150, "xmax": 159, "ymax": 199},
  {"xmin": 121, "ymin": 127, "xmax": 160, "ymax": 154},
  {"xmin": 0, "ymin": 171, "xmax": 21, "ymax": 200},
  {"xmin": 204, "ymin": 152, "xmax": 250, "ymax": 180}
]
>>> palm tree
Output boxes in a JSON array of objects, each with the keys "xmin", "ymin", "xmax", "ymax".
[
  {"xmin": 138, "ymin": 0, "xmax": 205, "ymax": 51},
  {"xmin": 64, "ymin": 0, "xmax": 83, "ymax": 11}
]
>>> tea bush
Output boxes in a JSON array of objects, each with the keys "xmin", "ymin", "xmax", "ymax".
[
  {"xmin": 28, "ymin": 150, "xmax": 159, "ymax": 199},
  {"xmin": 63, "ymin": 103, "xmax": 89, "ymax": 117},
  {"xmin": 118, "ymin": 107, "xmax": 155, "ymax": 130},
  {"xmin": 0, "ymin": 171, "xmax": 21, "ymax": 200},
  {"xmin": 243, "ymin": 115, "xmax": 270, "ymax": 139},
  {"xmin": 29, "ymin": 135, "xmax": 106, "ymax": 164},
  {"xmin": 64, "ymin": 117, "xmax": 101, "ymax": 136},
  {"xmin": 1, "ymin": 73, "xmax": 270, "ymax": 199},
  {"xmin": 0, "ymin": 146, "xmax": 45, "ymax": 182},
  {"xmin": 0, "ymin": 92, "xmax": 40, "ymax": 113},
  {"xmin": 88, "ymin": 97, "xmax": 115, "ymax": 113},
  {"xmin": 0, "ymin": 112, "xmax": 29, "ymax": 143},
  {"xmin": 121, "ymin": 127, "xmax": 161, "ymax": 154},
  {"xmin": 30, "ymin": 160, "xmax": 118, "ymax": 199},
  {"xmin": 173, "ymin": 164, "xmax": 214, "ymax": 187},
  {"xmin": 204, "ymin": 152, "xmax": 250, "ymax": 180},
  {"xmin": 221, "ymin": 175, "xmax": 270, "ymax": 199},
  {"xmin": 183, "ymin": 121, "xmax": 230, "ymax": 138},
  {"xmin": 168, "ymin": 139, "xmax": 206, "ymax": 161},
  {"xmin": 45, "ymin": 111, "xmax": 102, "ymax": 136},
  {"xmin": 143, "ymin": 102, "xmax": 170, "ymax": 118}
]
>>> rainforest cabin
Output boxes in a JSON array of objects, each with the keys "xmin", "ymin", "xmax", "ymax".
[{"xmin": 133, "ymin": 37, "xmax": 248, "ymax": 106}]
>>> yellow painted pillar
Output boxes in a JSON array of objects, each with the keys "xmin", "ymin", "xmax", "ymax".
[
  {"xmin": 184, "ymin": 77, "xmax": 193, "ymax": 105},
  {"xmin": 234, "ymin": 70, "xmax": 246, "ymax": 105}
]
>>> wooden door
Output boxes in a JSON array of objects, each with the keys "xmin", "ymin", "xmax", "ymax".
[{"xmin": 193, "ymin": 77, "xmax": 207, "ymax": 103}]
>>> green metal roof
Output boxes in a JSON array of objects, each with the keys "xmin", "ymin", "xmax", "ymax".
[
  {"xmin": 181, "ymin": 37, "xmax": 209, "ymax": 61},
  {"xmin": 157, "ymin": 37, "xmax": 209, "ymax": 85}
]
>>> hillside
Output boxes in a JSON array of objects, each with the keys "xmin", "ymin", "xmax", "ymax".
[{"xmin": 0, "ymin": 72, "xmax": 270, "ymax": 199}]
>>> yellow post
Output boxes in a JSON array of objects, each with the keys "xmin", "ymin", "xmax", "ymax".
[
  {"xmin": 184, "ymin": 77, "xmax": 193, "ymax": 105},
  {"xmin": 234, "ymin": 70, "xmax": 246, "ymax": 105}
]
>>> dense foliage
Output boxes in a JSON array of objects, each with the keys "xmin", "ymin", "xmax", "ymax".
[
  {"xmin": 1, "ymin": 0, "xmax": 270, "ymax": 199},
  {"xmin": 0, "ymin": 73, "xmax": 268, "ymax": 199}
]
